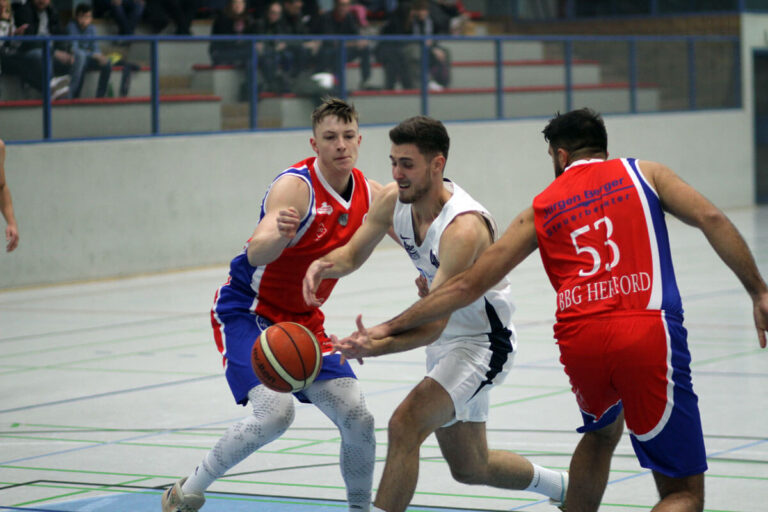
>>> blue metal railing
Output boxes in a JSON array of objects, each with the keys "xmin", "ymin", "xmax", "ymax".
[
  {"xmin": 0, "ymin": 32, "xmax": 742, "ymax": 142},
  {"xmin": 509, "ymin": 0, "xmax": 768, "ymax": 19}
]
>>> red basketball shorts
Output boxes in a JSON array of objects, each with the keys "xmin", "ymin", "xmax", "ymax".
[{"xmin": 555, "ymin": 311, "xmax": 708, "ymax": 477}]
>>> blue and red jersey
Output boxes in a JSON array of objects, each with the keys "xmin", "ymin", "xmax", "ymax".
[{"xmin": 533, "ymin": 158, "xmax": 683, "ymax": 326}]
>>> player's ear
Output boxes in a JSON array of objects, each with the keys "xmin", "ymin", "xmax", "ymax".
[
  {"xmin": 310, "ymin": 137, "xmax": 318, "ymax": 154},
  {"xmin": 432, "ymin": 154, "xmax": 446, "ymax": 174}
]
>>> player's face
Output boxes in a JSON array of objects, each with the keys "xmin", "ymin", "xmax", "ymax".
[
  {"xmin": 390, "ymin": 143, "xmax": 437, "ymax": 204},
  {"xmin": 311, "ymin": 115, "xmax": 361, "ymax": 176}
]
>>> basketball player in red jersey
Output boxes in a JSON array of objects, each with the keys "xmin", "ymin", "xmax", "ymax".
[
  {"xmin": 336, "ymin": 109, "xmax": 768, "ymax": 511},
  {"xmin": 162, "ymin": 98, "xmax": 382, "ymax": 512}
]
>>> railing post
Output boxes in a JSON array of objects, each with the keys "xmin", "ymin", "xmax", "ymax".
[
  {"xmin": 628, "ymin": 37, "xmax": 638, "ymax": 113},
  {"xmin": 564, "ymin": 39, "xmax": 573, "ymax": 112},
  {"xmin": 249, "ymin": 38, "xmax": 259, "ymax": 130},
  {"xmin": 42, "ymin": 39, "xmax": 52, "ymax": 140},
  {"xmin": 495, "ymin": 38, "xmax": 504, "ymax": 119},
  {"xmin": 420, "ymin": 38, "xmax": 429, "ymax": 116},
  {"xmin": 687, "ymin": 37, "xmax": 697, "ymax": 110},
  {"xmin": 338, "ymin": 40, "xmax": 348, "ymax": 99},
  {"xmin": 150, "ymin": 38, "xmax": 160, "ymax": 135}
]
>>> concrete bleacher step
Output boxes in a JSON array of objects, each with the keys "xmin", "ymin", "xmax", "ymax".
[
  {"xmin": 243, "ymin": 83, "xmax": 660, "ymax": 129},
  {"xmin": 1, "ymin": 95, "xmax": 222, "ymax": 140},
  {"xmin": 193, "ymin": 58, "xmax": 605, "ymax": 104}
]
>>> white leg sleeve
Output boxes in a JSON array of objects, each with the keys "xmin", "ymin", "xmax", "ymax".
[
  {"xmin": 302, "ymin": 377, "xmax": 375, "ymax": 511},
  {"xmin": 183, "ymin": 385, "xmax": 295, "ymax": 495}
]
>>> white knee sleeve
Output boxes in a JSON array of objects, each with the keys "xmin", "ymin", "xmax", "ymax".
[
  {"xmin": 303, "ymin": 378, "xmax": 376, "ymax": 509},
  {"xmin": 184, "ymin": 385, "xmax": 295, "ymax": 494}
]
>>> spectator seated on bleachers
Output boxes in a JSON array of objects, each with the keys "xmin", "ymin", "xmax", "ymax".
[
  {"xmin": 1, "ymin": 0, "xmax": 27, "ymax": 93},
  {"xmin": 93, "ymin": 0, "xmax": 145, "ymax": 36},
  {"xmin": 312, "ymin": 0, "xmax": 372, "ymax": 89},
  {"xmin": 144, "ymin": 0, "xmax": 197, "ymax": 35},
  {"xmin": 14, "ymin": 0, "xmax": 85, "ymax": 98},
  {"xmin": 208, "ymin": 0, "xmax": 255, "ymax": 99},
  {"xmin": 411, "ymin": 0, "xmax": 451, "ymax": 89},
  {"xmin": 209, "ymin": 0, "xmax": 256, "ymax": 65},
  {"xmin": 254, "ymin": 0, "xmax": 291, "ymax": 92},
  {"xmin": 281, "ymin": 0, "xmax": 320, "ymax": 81},
  {"xmin": 374, "ymin": 2, "xmax": 413, "ymax": 89},
  {"xmin": 67, "ymin": 3, "xmax": 112, "ymax": 98}
]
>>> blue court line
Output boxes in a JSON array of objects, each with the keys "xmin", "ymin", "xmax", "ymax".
[
  {"xmin": 0, "ymin": 490, "xmax": 481, "ymax": 512},
  {"xmin": 506, "ymin": 437, "xmax": 768, "ymax": 510},
  {"xmin": 0, "ymin": 382, "xmax": 414, "ymax": 466},
  {"xmin": 0, "ymin": 375, "xmax": 220, "ymax": 415}
]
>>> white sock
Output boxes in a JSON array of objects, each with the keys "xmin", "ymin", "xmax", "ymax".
[
  {"xmin": 372, "ymin": 507, "xmax": 386, "ymax": 512},
  {"xmin": 524, "ymin": 463, "xmax": 566, "ymax": 501}
]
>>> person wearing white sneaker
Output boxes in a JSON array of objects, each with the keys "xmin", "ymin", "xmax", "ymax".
[
  {"xmin": 161, "ymin": 98, "xmax": 381, "ymax": 512},
  {"xmin": 310, "ymin": 116, "xmax": 568, "ymax": 512}
]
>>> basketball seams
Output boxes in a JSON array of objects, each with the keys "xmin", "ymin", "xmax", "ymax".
[
  {"xmin": 252, "ymin": 322, "xmax": 322, "ymax": 393},
  {"xmin": 275, "ymin": 323, "xmax": 310, "ymax": 384}
]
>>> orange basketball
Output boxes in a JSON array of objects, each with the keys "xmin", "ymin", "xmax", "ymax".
[{"xmin": 251, "ymin": 322, "xmax": 322, "ymax": 393}]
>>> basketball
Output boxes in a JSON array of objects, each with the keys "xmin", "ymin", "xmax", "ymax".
[{"xmin": 251, "ymin": 322, "xmax": 322, "ymax": 393}]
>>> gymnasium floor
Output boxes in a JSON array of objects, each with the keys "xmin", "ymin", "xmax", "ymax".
[{"xmin": 1, "ymin": 206, "xmax": 767, "ymax": 512}]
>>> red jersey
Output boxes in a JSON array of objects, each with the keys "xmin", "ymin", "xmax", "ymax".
[
  {"xmin": 216, "ymin": 157, "xmax": 372, "ymax": 351},
  {"xmin": 532, "ymin": 158, "xmax": 682, "ymax": 325}
]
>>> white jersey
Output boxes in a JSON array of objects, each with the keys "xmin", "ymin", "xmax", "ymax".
[{"xmin": 393, "ymin": 180, "xmax": 516, "ymax": 343}]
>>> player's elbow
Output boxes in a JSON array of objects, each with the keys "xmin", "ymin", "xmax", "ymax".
[{"xmin": 697, "ymin": 204, "xmax": 728, "ymax": 231}]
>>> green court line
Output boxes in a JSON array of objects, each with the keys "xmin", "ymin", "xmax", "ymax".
[
  {"xmin": 12, "ymin": 476, "xmax": 154, "ymax": 508},
  {"xmin": 490, "ymin": 387, "xmax": 572, "ymax": 408},
  {"xmin": 0, "ymin": 328, "xmax": 205, "ymax": 360},
  {"xmin": 0, "ymin": 341, "xmax": 213, "ymax": 371},
  {"xmin": 691, "ymin": 348, "xmax": 767, "ymax": 367}
]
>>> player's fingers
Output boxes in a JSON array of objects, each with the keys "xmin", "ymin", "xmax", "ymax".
[
  {"xmin": 355, "ymin": 314, "xmax": 366, "ymax": 334},
  {"xmin": 357, "ymin": 357, "xmax": 364, "ymax": 365},
  {"xmin": 758, "ymin": 329, "xmax": 766, "ymax": 349}
]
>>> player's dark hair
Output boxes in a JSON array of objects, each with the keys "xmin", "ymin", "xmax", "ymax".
[
  {"xmin": 542, "ymin": 108, "xmax": 608, "ymax": 156},
  {"xmin": 389, "ymin": 116, "xmax": 450, "ymax": 161},
  {"xmin": 311, "ymin": 97, "xmax": 359, "ymax": 131},
  {"xmin": 75, "ymin": 3, "xmax": 92, "ymax": 15}
]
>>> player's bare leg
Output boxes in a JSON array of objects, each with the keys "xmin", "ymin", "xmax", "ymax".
[
  {"xmin": 373, "ymin": 377, "xmax": 454, "ymax": 512},
  {"xmin": 651, "ymin": 471, "xmax": 704, "ymax": 512},
  {"xmin": 435, "ymin": 421, "xmax": 533, "ymax": 488},
  {"xmin": 436, "ymin": 417, "xmax": 567, "ymax": 504},
  {"xmin": 565, "ymin": 412, "xmax": 624, "ymax": 512}
]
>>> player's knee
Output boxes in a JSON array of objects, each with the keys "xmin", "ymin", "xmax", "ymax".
[
  {"xmin": 387, "ymin": 406, "xmax": 427, "ymax": 449},
  {"xmin": 249, "ymin": 387, "xmax": 296, "ymax": 436},
  {"xmin": 341, "ymin": 398, "xmax": 375, "ymax": 442},
  {"xmin": 448, "ymin": 464, "xmax": 484, "ymax": 485}
]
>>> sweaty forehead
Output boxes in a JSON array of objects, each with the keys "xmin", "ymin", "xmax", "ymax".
[{"xmin": 390, "ymin": 143, "xmax": 421, "ymax": 160}]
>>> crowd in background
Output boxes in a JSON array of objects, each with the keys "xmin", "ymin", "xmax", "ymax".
[{"xmin": 0, "ymin": 0, "xmax": 471, "ymax": 99}]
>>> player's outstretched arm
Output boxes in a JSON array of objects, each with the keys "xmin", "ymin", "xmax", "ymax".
[
  {"xmin": 371, "ymin": 206, "xmax": 539, "ymax": 340},
  {"xmin": 246, "ymin": 175, "xmax": 310, "ymax": 267},
  {"xmin": 643, "ymin": 160, "xmax": 768, "ymax": 348},
  {"xmin": 303, "ymin": 183, "xmax": 398, "ymax": 306},
  {"xmin": 333, "ymin": 313, "xmax": 446, "ymax": 362}
]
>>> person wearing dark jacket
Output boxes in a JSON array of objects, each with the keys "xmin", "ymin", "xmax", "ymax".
[
  {"xmin": 313, "ymin": 0, "xmax": 371, "ymax": 90},
  {"xmin": 15, "ymin": 0, "xmax": 83, "ymax": 98}
]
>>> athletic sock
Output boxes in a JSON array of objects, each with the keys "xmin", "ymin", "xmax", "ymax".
[
  {"xmin": 524, "ymin": 463, "xmax": 566, "ymax": 500},
  {"xmin": 371, "ymin": 507, "xmax": 386, "ymax": 512}
]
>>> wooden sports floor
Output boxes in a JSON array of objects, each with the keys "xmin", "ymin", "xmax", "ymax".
[{"xmin": 1, "ymin": 206, "xmax": 766, "ymax": 512}]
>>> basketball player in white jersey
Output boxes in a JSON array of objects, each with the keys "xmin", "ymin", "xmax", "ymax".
[{"xmin": 304, "ymin": 116, "xmax": 568, "ymax": 512}]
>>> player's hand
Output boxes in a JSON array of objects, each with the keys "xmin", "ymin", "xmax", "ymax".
[
  {"xmin": 276, "ymin": 207, "xmax": 301, "ymax": 239},
  {"xmin": 415, "ymin": 275, "xmax": 429, "ymax": 298},
  {"xmin": 754, "ymin": 292, "xmax": 768, "ymax": 349},
  {"xmin": 5, "ymin": 225, "xmax": 18, "ymax": 252},
  {"xmin": 303, "ymin": 260, "xmax": 333, "ymax": 307},
  {"xmin": 333, "ymin": 315, "xmax": 373, "ymax": 364}
]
